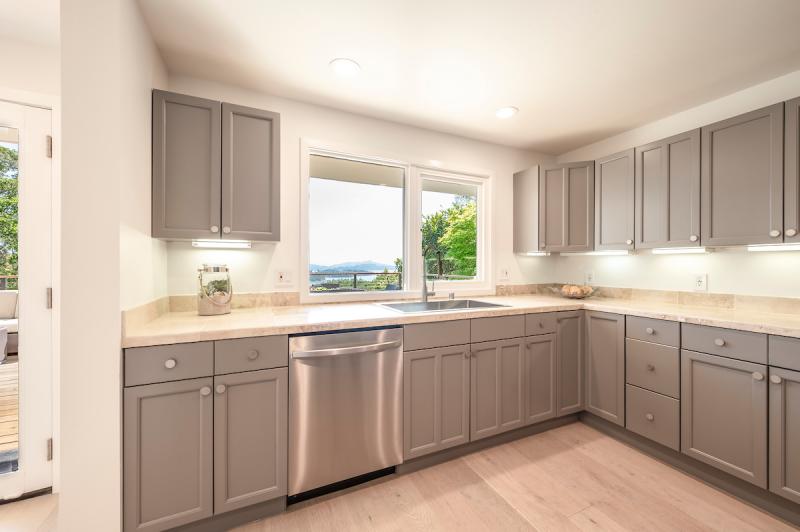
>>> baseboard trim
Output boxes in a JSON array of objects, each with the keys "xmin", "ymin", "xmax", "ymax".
[
  {"xmin": 169, "ymin": 497, "xmax": 286, "ymax": 532},
  {"xmin": 580, "ymin": 412, "xmax": 800, "ymax": 528},
  {"xmin": 397, "ymin": 414, "xmax": 579, "ymax": 475}
]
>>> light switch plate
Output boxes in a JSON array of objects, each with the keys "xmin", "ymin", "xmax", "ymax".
[
  {"xmin": 498, "ymin": 267, "xmax": 510, "ymax": 282},
  {"xmin": 693, "ymin": 273, "xmax": 708, "ymax": 292},
  {"xmin": 277, "ymin": 271, "xmax": 291, "ymax": 285}
]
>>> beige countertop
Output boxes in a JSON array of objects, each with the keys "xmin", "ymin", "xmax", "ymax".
[{"xmin": 121, "ymin": 294, "xmax": 800, "ymax": 348}]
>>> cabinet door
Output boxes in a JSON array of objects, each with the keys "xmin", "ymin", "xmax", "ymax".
[
  {"xmin": 152, "ymin": 90, "xmax": 221, "ymax": 240},
  {"xmin": 786, "ymin": 97, "xmax": 800, "ymax": 243},
  {"xmin": 221, "ymin": 103, "xmax": 280, "ymax": 241},
  {"xmin": 470, "ymin": 338, "xmax": 525, "ymax": 441},
  {"xmin": 523, "ymin": 333, "xmax": 556, "ymax": 425},
  {"xmin": 701, "ymin": 103, "xmax": 784, "ymax": 246},
  {"xmin": 635, "ymin": 129, "xmax": 700, "ymax": 248},
  {"xmin": 556, "ymin": 311, "xmax": 584, "ymax": 416},
  {"xmin": 539, "ymin": 162, "xmax": 595, "ymax": 252},
  {"xmin": 513, "ymin": 166, "xmax": 540, "ymax": 253},
  {"xmin": 595, "ymin": 150, "xmax": 634, "ymax": 251},
  {"xmin": 124, "ymin": 378, "xmax": 213, "ymax": 532},
  {"xmin": 584, "ymin": 312, "xmax": 625, "ymax": 425},
  {"xmin": 769, "ymin": 367, "xmax": 800, "ymax": 504},
  {"xmin": 681, "ymin": 349, "xmax": 767, "ymax": 487},
  {"xmin": 404, "ymin": 345, "xmax": 470, "ymax": 459},
  {"xmin": 214, "ymin": 368, "xmax": 288, "ymax": 515}
]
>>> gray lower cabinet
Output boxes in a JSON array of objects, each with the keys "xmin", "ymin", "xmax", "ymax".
[
  {"xmin": 634, "ymin": 129, "xmax": 701, "ymax": 248},
  {"xmin": 124, "ymin": 378, "xmax": 214, "ymax": 532},
  {"xmin": 470, "ymin": 338, "xmax": 526, "ymax": 440},
  {"xmin": 595, "ymin": 149, "xmax": 635, "ymax": 251},
  {"xmin": 523, "ymin": 333, "xmax": 557, "ymax": 424},
  {"xmin": 681, "ymin": 349, "xmax": 768, "ymax": 488},
  {"xmin": 403, "ymin": 345, "xmax": 470, "ymax": 459},
  {"xmin": 786, "ymin": 97, "xmax": 800, "ymax": 243},
  {"xmin": 538, "ymin": 161, "xmax": 595, "ymax": 252},
  {"xmin": 214, "ymin": 368, "xmax": 288, "ymax": 514},
  {"xmin": 584, "ymin": 312, "xmax": 625, "ymax": 426},
  {"xmin": 769, "ymin": 366, "xmax": 800, "ymax": 504},
  {"xmin": 701, "ymin": 103, "xmax": 784, "ymax": 246},
  {"xmin": 555, "ymin": 311, "xmax": 584, "ymax": 416}
]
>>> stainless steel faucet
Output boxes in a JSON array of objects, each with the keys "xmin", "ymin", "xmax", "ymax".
[{"xmin": 422, "ymin": 261, "xmax": 436, "ymax": 302}]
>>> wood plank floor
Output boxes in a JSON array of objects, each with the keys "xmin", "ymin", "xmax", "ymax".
[
  {"xmin": 234, "ymin": 422, "xmax": 798, "ymax": 532},
  {"xmin": 0, "ymin": 358, "xmax": 19, "ymax": 455}
]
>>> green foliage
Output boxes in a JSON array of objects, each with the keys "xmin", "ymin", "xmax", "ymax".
[
  {"xmin": 0, "ymin": 146, "xmax": 18, "ymax": 288},
  {"xmin": 421, "ymin": 210, "xmax": 448, "ymax": 276},
  {"xmin": 421, "ymin": 195, "xmax": 477, "ymax": 279}
]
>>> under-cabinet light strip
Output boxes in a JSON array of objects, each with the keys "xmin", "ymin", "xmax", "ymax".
[
  {"xmin": 746, "ymin": 244, "xmax": 800, "ymax": 252},
  {"xmin": 651, "ymin": 247, "xmax": 708, "ymax": 255},
  {"xmin": 192, "ymin": 240, "xmax": 252, "ymax": 249}
]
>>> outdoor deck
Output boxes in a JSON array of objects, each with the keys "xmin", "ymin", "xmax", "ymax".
[{"xmin": 0, "ymin": 357, "xmax": 19, "ymax": 468}]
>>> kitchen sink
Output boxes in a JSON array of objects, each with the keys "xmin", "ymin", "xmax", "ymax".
[{"xmin": 380, "ymin": 299, "xmax": 508, "ymax": 313}]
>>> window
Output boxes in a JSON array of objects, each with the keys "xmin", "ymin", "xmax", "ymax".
[{"xmin": 308, "ymin": 154, "xmax": 405, "ymax": 293}]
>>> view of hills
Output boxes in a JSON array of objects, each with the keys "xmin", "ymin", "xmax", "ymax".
[{"xmin": 309, "ymin": 261, "xmax": 397, "ymax": 273}]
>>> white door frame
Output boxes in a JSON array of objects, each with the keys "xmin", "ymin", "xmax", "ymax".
[{"xmin": 0, "ymin": 99, "xmax": 54, "ymax": 500}]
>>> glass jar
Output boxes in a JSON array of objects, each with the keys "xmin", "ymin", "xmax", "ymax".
[{"xmin": 197, "ymin": 264, "xmax": 232, "ymax": 315}]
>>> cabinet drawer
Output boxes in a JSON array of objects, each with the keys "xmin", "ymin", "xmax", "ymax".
[
  {"xmin": 471, "ymin": 315, "xmax": 525, "ymax": 343},
  {"xmin": 681, "ymin": 323, "xmax": 766, "ymax": 364},
  {"xmin": 403, "ymin": 320, "xmax": 470, "ymax": 351},
  {"xmin": 626, "ymin": 316, "xmax": 679, "ymax": 347},
  {"xmin": 625, "ymin": 339, "xmax": 679, "ymax": 398},
  {"xmin": 125, "ymin": 342, "xmax": 214, "ymax": 387},
  {"xmin": 525, "ymin": 313, "xmax": 558, "ymax": 336},
  {"xmin": 625, "ymin": 385, "xmax": 679, "ymax": 451},
  {"xmin": 215, "ymin": 335, "xmax": 288, "ymax": 375},
  {"xmin": 768, "ymin": 335, "xmax": 800, "ymax": 372}
]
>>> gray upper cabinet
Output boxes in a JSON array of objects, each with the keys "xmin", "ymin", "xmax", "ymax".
[
  {"xmin": 221, "ymin": 103, "xmax": 280, "ymax": 241},
  {"xmin": 213, "ymin": 368, "xmax": 288, "ymax": 515},
  {"xmin": 786, "ymin": 97, "xmax": 800, "ymax": 243},
  {"xmin": 769, "ymin": 366, "xmax": 800, "ymax": 504},
  {"xmin": 538, "ymin": 161, "xmax": 595, "ymax": 252},
  {"xmin": 701, "ymin": 103, "xmax": 784, "ymax": 246},
  {"xmin": 152, "ymin": 90, "xmax": 280, "ymax": 241},
  {"xmin": 635, "ymin": 129, "xmax": 701, "ymax": 248},
  {"xmin": 523, "ymin": 333, "xmax": 557, "ymax": 425},
  {"xmin": 404, "ymin": 344, "xmax": 470, "ymax": 459},
  {"xmin": 681, "ymin": 349, "xmax": 767, "ymax": 488},
  {"xmin": 584, "ymin": 312, "xmax": 625, "ymax": 426},
  {"xmin": 595, "ymin": 150, "xmax": 634, "ymax": 251},
  {"xmin": 513, "ymin": 166, "xmax": 540, "ymax": 254},
  {"xmin": 152, "ymin": 90, "xmax": 221, "ymax": 240},
  {"xmin": 470, "ymin": 338, "xmax": 526, "ymax": 441},
  {"xmin": 124, "ymin": 378, "xmax": 214, "ymax": 532},
  {"xmin": 555, "ymin": 311, "xmax": 584, "ymax": 416}
]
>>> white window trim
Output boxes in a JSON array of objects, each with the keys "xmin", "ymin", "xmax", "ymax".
[{"xmin": 300, "ymin": 139, "xmax": 493, "ymax": 304}]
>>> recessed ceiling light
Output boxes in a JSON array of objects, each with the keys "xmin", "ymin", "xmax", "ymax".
[
  {"xmin": 329, "ymin": 58, "xmax": 360, "ymax": 77},
  {"xmin": 495, "ymin": 106, "xmax": 519, "ymax": 119}
]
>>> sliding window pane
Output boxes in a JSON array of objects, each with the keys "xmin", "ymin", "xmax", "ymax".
[{"xmin": 421, "ymin": 178, "xmax": 478, "ymax": 281}]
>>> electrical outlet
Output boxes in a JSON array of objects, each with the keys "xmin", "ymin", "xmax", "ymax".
[
  {"xmin": 584, "ymin": 271, "xmax": 595, "ymax": 285},
  {"xmin": 498, "ymin": 267, "xmax": 510, "ymax": 282},
  {"xmin": 276, "ymin": 271, "xmax": 291, "ymax": 285},
  {"xmin": 693, "ymin": 273, "xmax": 708, "ymax": 292}
]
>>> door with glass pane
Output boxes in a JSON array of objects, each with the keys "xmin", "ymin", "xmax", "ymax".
[{"xmin": 0, "ymin": 101, "xmax": 53, "ymax": 499}]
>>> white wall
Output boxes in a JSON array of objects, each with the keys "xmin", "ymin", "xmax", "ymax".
[
  {"xmin": 0, "ymin": 37, "xmax": 59, "ymax": 100},
  {"xmin": 166, "ymin": 76, "xmax": 553, "ymax": 295},
  {"xmin": 546, "ymin": 69, "xmax": 800, "ymax": 297},
  {"xmin": 60, "ymin": 0, "xmax": 164, "ymax": 530}
]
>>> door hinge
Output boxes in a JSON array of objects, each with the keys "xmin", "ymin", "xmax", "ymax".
[
  {"xmin": 47, "ymin": 438, "xmax": 53, "ymax": 461},
  {"xmin": 46, "ymin": 135, "xmax": 53, "ymax": 158},
  {"xmin": 46, "ymin": 287, "xmax": 53, "ymax": 309}
]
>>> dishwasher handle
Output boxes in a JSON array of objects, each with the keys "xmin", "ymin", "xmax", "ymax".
[{"xmin": 292, "ymin": 339, "xmax": 402, "ymax": 359}]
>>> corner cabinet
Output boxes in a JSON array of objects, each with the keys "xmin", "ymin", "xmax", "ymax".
[
  {"xmin": 152, "ymin": 90, "xmax": 280, "ymax": 242},
  {"xmin": 701, "ymin": 103, "xmax": 784, "ymax": 246},
  {"xmin": 538, "ymin": 161, "xmax": 595, "ymax": 252},
  {"xmin": 584, "ymin": 311, "xmax": 625, "ymax": 426},
  {"xmin": 786, "ymin": 97, "xmax": 800, "ymax": 243},
  {"xmin": 595, "ymin": 150, "xmax": 634, "ymax": 251},
  {"xmin": 555, "ymin": 311, "xmax": 584, "ymax": 415}
]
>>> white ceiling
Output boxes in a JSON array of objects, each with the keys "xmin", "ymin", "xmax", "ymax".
[
  {"xmin": 0, "ymin": 0, "xmax": 59, "ymax": 47},
  {"xmin": 111, "ymin": 1, "xmax": 800, "ymax": 153}
]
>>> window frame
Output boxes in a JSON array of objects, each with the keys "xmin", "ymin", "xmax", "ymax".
[{"xmin": 300, "ymin": 139, "xmax": 492, "ymax": 303}]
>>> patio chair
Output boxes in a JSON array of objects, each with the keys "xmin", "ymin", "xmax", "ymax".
[{"xmin": 0, "ymin": 290, "xmax": 18, "ymax": 355}]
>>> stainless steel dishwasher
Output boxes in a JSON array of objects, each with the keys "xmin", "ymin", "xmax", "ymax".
[{"xmin": 288, "ymin": 327, "xmax": 403, "ymax": 497}]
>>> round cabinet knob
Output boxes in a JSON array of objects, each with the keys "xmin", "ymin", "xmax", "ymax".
[
  {"xmin": 626, "ymin": 239, "xmax": 633, "ymax": 245},
  {"xmin": 200, "ymin": 386, "xmax": 211, "ymax": 396},
  {"xmin": 222, "ymin": 226, "xmax": 231, "ymax": 234},
  {"xmin": 645, "ymin": 327, "xmax": 654, "ymax": 335},
  {"xmin": 539, "ymin": 321, "xmax": 544, "ymax": 328},
  {"xmin": 689, "ymin": 235, "xmax": 698, "ymax": 242},
  {"xmin": 248, "ymin": 349, "xmax": 260, "ymax": 361},
  {"xmin": 216, "ymin": 384, "xmax": 226, "ymax": 394},
  {"xmin": 210, "ymin": 225, "xmax": 219, "ymax": 233},
  {"xmin": 769, "ymin": 229, "xmax": 781, "ymax": 238},
  {"xmin": 645, "ymin": 413, "xmax": 654, "ymax": 422},
  {"xmin": 164, "ymin": 358, "xmax": 177, "ymax": 369},
  {"xmin": 752, "ymin": 372, "xmax": 764, "ymax": 381},
  {"xmin": 787, "ymin": 229, "xmax": 798, "ymax": 237},
  {"xmin": 714, "ymin": 338, "xmax": 726, "ymax": 347},
  {"xmin": 646, "ymin": 364, "xmax": 656, "ymax": 372},
  {"xmin": 770, "ymin": 375, "xmax": 783, "ymax": 384},
  {"xmin": 540, "ymin": 243, "xmax": 546, "ymax": 249}
]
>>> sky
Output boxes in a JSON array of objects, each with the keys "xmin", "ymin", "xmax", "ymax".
[{"xmin": 308, "ymin": 178, "xmax": 467, "ymax": 267}]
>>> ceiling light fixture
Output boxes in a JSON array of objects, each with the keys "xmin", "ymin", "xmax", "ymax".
[
  {"xmin": 329, "ymin": 57, "xmax": 361, "ymax": 77},
  {"xmin": 651, "ymin": 247, "xmax": 708, "ymax": 255},
  {"xmin": 495, "ymin": 106, "xmax": 519, "ymax": 119},
  {"xmin": 746, "ymin": 244, "xmax": 800, "ymax": 252},
  {"xmin": 192, "ymin": 240, "xmax": 252, "ymax": 249}
]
